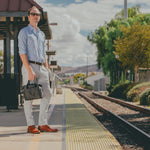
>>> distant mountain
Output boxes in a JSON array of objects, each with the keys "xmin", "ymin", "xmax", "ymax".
[{"xmin": 56, "ymin": 64, "xmax": 102, "ymax": 74}]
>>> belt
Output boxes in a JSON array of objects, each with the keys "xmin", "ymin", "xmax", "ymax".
[{"xmin": 29, "ymin": 60, "xmax": 44, "ymax": 66}]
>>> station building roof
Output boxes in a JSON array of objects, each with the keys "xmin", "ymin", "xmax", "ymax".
[
  {"xmin": 0, "ymin": 0, "xmax": 52, "ymax": 39},
  {"xmin": 0, "ymin": 0, "xmax": 42, "ymax": 12}
]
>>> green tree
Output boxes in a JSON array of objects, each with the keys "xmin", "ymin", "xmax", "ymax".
[
  {"xmin": 114, "ymin": 23, "xmax": 150, "ymax": 82},
  {"xmin": 88, "ymin": 6, "xmax": 150, "ymax": 85},
  {"xmin": 88, "ymin": 26, "xmax": 108, "ymax": 69},
  {"xmin": 74, "ymin": 73, "xmax": 86, "ymax": 82},
  {"xmin": 115, "ymin": 5, "xmax": 141, "ymax": 19},
  {"xmin": 88, "ymin": 23, "xmax": 123, "ymax": 84}
]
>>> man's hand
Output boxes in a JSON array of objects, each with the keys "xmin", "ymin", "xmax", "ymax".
[
  {"xmin": 43, "ymin": 56, "xmax": 50, "ymax": 70},
  {"xmin": 28, "ymin": 69, "xmax": 36, "ymax": 81},
  {"xmin": 44, "ymin": 63, "xmax": 50, "ymax": 70}
]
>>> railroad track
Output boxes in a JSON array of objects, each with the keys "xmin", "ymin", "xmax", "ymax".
[
  {"xmin": 67, "ymin": 87, "xmax": 150, "ymax": 149},
  {"xmin": 92, "ymin": 92, "xmax": 150, "ymax": 114}
]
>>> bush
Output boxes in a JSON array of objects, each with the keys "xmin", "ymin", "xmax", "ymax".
[
  {"xmin": 109, "ymin": 82, "xmax": 135, "ymax": 100},
  {"xmin": 106, "ymin": 84, "xmax": 114, "ymax": 94},
  {"xmin": 127, "ymin": 91, "xmax": 139, "ymax": 102},
  {"xmin": 64, "ymin": 79, "xmax": 70, "ymax": 84},
  {"xmin": 139, "ymin": 88, "xmax": 150, "ymax": 106},
  {"xmin": 127, "ymin": 82, "xmax": 150, "ymax": 102},
  {"xmin": 80, "ymin": 81, "xmax": 93, "ymax": 90}
]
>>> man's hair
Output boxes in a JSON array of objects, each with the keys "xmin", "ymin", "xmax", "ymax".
[{"xmin": 28, "ymin": 6, "xmax": 40, "ymax": 16}]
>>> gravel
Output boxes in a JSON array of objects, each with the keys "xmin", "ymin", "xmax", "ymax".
[
  {"xmin": 83, "ymin": 92, "xmax": 150, "ymax": 135},
  {"xmin": 76, "ymin": 92, "xmax": 145, "ymax": 150}
]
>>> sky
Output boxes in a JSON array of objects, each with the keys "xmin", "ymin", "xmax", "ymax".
[
  {"xmin": 35, "ymin": 0, "xmax": 150, "ymax": 67},
  {"xmin": 1, "ymin": 0, "xmax": 150, "ymax": 67}
]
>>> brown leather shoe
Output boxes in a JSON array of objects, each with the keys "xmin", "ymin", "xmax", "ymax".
[
  {"xmin": 38, "ymin": 125, "xmax": 58, "ymax": 132},
  {"xmin": 27, "ymin": 125, "xmax": 40, "ymax": 134}
]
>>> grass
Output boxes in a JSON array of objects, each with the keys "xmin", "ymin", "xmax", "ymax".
[{"xmin": 127, "ymin": 82, "xmax": 150, "ymax": 102}]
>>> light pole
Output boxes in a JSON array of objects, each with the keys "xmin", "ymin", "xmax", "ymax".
[
  {"xmin": 86, "ymin": 56, "xmax": 88, "ymax": 78},
  {"xmin": 124, "ymin": 0, "xmax": 128, "ymax": 18}
]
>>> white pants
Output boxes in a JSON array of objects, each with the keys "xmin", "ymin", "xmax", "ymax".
[{"xmin": 22, "ymin": 63, "xmax": 51, "ymax": 126}]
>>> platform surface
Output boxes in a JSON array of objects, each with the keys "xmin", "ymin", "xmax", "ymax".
[
  {"xmin": 0, "ymin": 88, "xmax": 122, "ymax": 150},
  {"xmin": 65, "ymin": 89, "xmax": 122, "ymax": 150}
]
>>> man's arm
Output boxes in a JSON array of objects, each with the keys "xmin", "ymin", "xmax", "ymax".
[
  {"xmin": 18, "ymin": 29, "xmax": 35, "ymax": 80},
  {"xmin": 20, "ymin": 54, "xmax": 36, "ymax": 81},
  {"xmin": 43, "ymin": 55, "xmax": 50, "ymax": 70}
]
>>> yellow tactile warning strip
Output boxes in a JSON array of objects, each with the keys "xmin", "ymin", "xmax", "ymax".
[{"xmin": 65, "ymin": 89, "xmax": 122, "ymax": 150}]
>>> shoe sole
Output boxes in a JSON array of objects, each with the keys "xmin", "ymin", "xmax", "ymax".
[
  {"xmin": 27, "ymin": 131, "xmax": 40, "ymax": 134},
  {"xmin": 38, "ymin": 130, "xmax": 58, "ymax": 132}
]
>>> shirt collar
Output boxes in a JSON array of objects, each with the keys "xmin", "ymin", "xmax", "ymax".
[{"xmin": 28, "ymin": 24, "xmax": 40, "ymax": 33}]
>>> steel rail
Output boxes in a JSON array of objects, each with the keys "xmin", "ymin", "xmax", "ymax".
[
  {"xmin": 92, "ymin": 92, "xmax": 150, "ymax": 114},
  {"xmin": 63, "ymin": 85, "xmax": 88, "ymax": 91},
  {"xmin": 78, "ymin": 92, "xmax": 150, "ymax": 149}
]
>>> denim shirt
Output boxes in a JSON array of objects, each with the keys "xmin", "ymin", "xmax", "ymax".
[{"xmin": 18, "ymin": 24, "xmax": 46, "ymax": 63}]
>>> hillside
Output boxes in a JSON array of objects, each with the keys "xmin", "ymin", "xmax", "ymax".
[{"xmin": 56, "ymin": 64, "xmax": 102, "ymax": 74}]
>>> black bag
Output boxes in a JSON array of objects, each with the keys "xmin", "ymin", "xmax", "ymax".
[{"xmin": 22, "ymin": 80, "xmax": 43, "ymax": 100}]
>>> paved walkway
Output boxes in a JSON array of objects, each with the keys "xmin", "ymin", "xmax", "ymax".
[
  {"xmin": 0, "ymin": 88, "xmax": 122, "ymax": 150},
  {"xmin": 0, "ymin": 91, "xmax": 65, "ymax": 150}
]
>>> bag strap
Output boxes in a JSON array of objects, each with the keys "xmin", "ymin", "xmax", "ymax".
[
  {"xmin": 27, "ymin": 79, "xmax": 38, "ymax": 85},
  {"xmin": 27, "ymin": 80, "xmax": 30, "ymax": 85}
]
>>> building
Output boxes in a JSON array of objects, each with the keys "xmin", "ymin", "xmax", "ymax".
[{"xmin": 85, "ymin": 72, "xmax": 110, "ymax": 91}]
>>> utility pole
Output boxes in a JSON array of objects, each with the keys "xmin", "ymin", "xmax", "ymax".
[
  {"xmin": 124, "ymin": 0, "xmax": 128, "ymax": 18},
  {"xmin": 86, "ymin": 57, "xmax": 88, "ymax": 78}
]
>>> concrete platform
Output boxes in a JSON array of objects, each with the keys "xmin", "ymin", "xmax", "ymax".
[
  {"xmin": 0, "ymin": 88, "xmax": 122, "ymax": 150},
  {"xmin": 65, "ymin": 89, "xmax": 122, "ymax": 150},
  {"xmin": 0, "ymin": 92, "xmax": 64, "ymax": 150}
]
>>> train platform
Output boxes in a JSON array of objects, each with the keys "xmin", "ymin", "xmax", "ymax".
[{"xmin": 0, "ymin": 88, "xmax": 122, "ymax": 150}]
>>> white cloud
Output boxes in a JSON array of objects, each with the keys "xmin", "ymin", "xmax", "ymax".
[
  {"xmin": 1, "ymin": 0, "xmax": 149, "ymax": 67},
  {"xmin": 75, "ymin": 0, "xmax": 83, "ymax": 2},
  {"xmin": 35, "ymin": 0, "xmax": 150, "ymax": 67},
  {"xmin": 49, "ymin": 16, "xmax": 97, "ymax": 67}
]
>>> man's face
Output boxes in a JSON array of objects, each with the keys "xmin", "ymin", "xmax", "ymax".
[{"xmin": 28, "ymin": 8, "xmax": 40, "ymax": 24}]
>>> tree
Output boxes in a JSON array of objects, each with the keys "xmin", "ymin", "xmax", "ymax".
[
  {"xmin": 88, "ymin": 26, "xmax": 109, "ymax": 69},
  {"xmin": 74, "ymin": 73, "xmax": 86, "ymax": 82},
  {"xmin": 88, "ymin": 6, "xmax": 150, "ymax": 85},
  {"xmin": 88, "ymin": 23, "xmax": 123, "ymax": 85},
  {"xmin": 115, "ymin": 5, "xmax": 141, "ymax": 19},
  {"xmin": 114, "ymin": 23, "xmax": 150, "ymax": 82}
]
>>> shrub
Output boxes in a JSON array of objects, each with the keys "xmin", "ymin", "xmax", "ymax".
[
  {"xmin": 64, "ymin": 79, "xmax": 70, "ymax": 84},
  {"xmin": 127, "ymin": 82, "xmax": 150, "ymax": 102},
  {"xmin": 109, "ymin": 82, "xmax": 135, "ymax": 100},
  {"xmin": 106, "ymin": 84, "xmax": 114, "ymax": 94},
  {"xmin": 139, "ymin": 88, "xmax": 150, "ymax": 106},
  {"xmin": 80, "ymin": 81, "xmax": 93, "ymax": 90}
]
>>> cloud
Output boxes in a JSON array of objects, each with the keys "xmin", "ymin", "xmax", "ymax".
[
  {"xmin": 0, "ymin": 0, "xmax": 141, "ymax": 68},
  {"xmin": 36, "ymin": 2, "xmax": 99, "ymax": 66},
  {"xmin": 49, "ymin": 15, "xmax": 97, "ymax": 67},
  {"xmin": 35, "ymin": 0, "xmax": 150, "ymax": 67},
  {"xmin": 0, "ymin": 0, "xmax": 149, "ymax": 68}
]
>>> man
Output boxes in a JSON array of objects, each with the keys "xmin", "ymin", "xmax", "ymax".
[{"xmin": 18, "ymin": 6, "xmax": 58, "ymax": 134}]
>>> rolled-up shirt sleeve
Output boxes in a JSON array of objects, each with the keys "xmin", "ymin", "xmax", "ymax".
[{"xmin": 18, "ymin": 29, "xmax": 27, "ymax": 55}]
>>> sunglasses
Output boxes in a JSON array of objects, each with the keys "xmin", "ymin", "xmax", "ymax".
[{"xmin": 30, "ymin": 13, "xmax": 40, "ymax": 16}]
